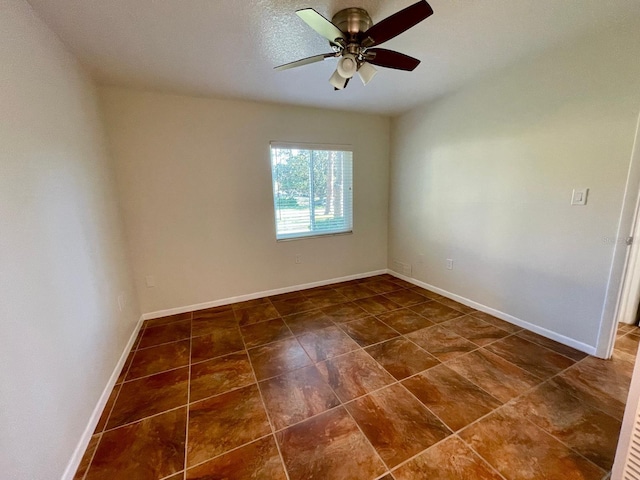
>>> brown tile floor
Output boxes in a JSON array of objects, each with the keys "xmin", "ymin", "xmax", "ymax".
[{"xmin": 75, "ymin": 274, "xmax": 638, "ymax": 480}]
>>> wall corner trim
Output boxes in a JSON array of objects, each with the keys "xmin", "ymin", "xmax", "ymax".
[
  {"xmin": 61, "ymin": 317, "xmax": 144, "ymax": 480},
  {"xmin": 387, "ymin": 270, "xmax": 598, "ymax": 357}
]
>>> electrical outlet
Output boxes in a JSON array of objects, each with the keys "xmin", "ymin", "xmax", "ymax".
[
  {"xmin": 146, "ymin": 275, "xmax": 156, "ymax": 288},
  {"xmin": 446, "ymin": 259, "xmax": 453, "ymax": 270},
  {"xmin": 295, "ymin": 254, "xmax": 302, "ymax": 264}
]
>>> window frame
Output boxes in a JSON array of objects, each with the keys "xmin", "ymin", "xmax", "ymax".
[{"xmin": 269, "ymin": 141, "xmax": 354, "ymax": 242}]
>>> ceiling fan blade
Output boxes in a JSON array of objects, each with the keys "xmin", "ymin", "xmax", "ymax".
[
  {"xmin": 366, "ymin": 48, "xmax": 421, "ymax": 71},
  {"xmin": 360, "ymin": 0, "xmax": 433, "ymax": 47},
  {"xmin": 274, "ymin": 53, "xmax": 336, "ymax": 71},
  {"xmin": 329, "ymin": 69, "xmax": 349, "ymax": 90},
  {"xmin": 296, "ymin": 8, "xmax": 345, "ymax": 46}
]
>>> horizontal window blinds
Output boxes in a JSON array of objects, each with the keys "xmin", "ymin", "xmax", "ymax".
[{"xmin": 270, "ymin": 143, "xmax": 353, "ymax": 240}]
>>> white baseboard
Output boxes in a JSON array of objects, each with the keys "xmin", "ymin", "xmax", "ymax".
[
  {"xmin": 141, "ymin": 269, "xmax": 388, "ymax": 320},
  {"xmin": 387, "ymin": 270, "xmax": 597, "ymax": 356},
  {"xmin": 61, "ymin": 316, "xmax": 144, "ymax": 480}
]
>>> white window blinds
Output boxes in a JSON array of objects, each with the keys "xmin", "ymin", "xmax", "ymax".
[{"xmin": 270, "ymin": 143, "xmax": 353, "ymax": 240}]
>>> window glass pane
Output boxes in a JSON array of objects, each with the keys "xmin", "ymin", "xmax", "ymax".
[{"xmin": 270, "ymin": 144, "xmax": 352, "ymax": 240}]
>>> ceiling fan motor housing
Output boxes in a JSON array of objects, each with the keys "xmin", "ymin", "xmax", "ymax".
[{"xmin": 331, "ymin": 8, "xmax": 372, "ymax": 39}]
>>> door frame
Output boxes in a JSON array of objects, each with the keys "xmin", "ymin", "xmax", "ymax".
[{"xmin": 597, "ymin": 110, "xmax": 640, "ymax": 358}]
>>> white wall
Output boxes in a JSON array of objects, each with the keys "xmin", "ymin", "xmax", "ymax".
[
  {"xmin": 0, "ymin": 1, "xmax": 140, "ymax": 478},
  {"xmin": 99, "ymin": 88, "xmax": 390, "ymax": 315},
  {"xmin": 389, "ymin": 19, "xmax": 640, "ymax": 352}
]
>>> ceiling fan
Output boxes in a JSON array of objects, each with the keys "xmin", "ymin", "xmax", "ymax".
[{"xmin": 274, "ymin": 0, "xmax": 434, "ymax": 90}]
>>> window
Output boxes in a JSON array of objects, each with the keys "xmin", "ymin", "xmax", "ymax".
[{"xmin": 270, "ymin": 142, "xmax": 353, "ymax": 240}]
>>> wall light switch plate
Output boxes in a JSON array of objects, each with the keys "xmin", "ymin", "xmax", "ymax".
[{"xmin": 571, "ymin": 188, "xmax": 588, "ymax": 206}]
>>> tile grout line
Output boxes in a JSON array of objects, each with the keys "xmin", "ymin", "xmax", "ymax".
[
  {"xmin": 241, "ymin": 318, "xmax": 292, "ymax": 480},
  {"xmin": 316, "ymin": 360, "xmax": 393, "ymax": 478},
  {"xmin": 183, "ymin": 432, "xmax": 276, "ymax": 473},
  {"xmin": 77, "ymin": 432, "xmax": 102, "ymax": 480}
]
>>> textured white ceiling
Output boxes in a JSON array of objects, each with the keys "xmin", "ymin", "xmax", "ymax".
[{"xmin": 27, "ymin": 0, "xmax": 640, "ymax": 115}]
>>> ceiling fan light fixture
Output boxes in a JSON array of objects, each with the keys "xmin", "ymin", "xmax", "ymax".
[
  {"xmin": 358, "ymin": 61, "xmax": 377, "ymax": 86},
  {"xmin": 329, "ymin": 69, "xmax": 348, "ymax": 89},
  {"xmin": 336, "ymin": 54, "xmax": 358, "ymax": 79}
]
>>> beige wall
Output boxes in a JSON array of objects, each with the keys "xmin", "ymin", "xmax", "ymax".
[
  {"xmin": 0, "ymin": 1, "xmax": 140, "ymax": 478},
  {"xmin": 389, "ymin": 20, "xmax": 640, "ymax": 351},
  {"xmin": 99, "ymin": 88, "xmax": 390, "ymax": 314}
]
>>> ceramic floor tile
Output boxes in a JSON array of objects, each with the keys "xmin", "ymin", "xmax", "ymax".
[
  {"xmin": 515, "ymin": 330, "xmax": 588, "ymax": 361},
  {"xmin": 441, "ymin": 315, "xmax": 510, "ymax": 346},
  {"xmin": 432, "ymin": 297, "xmax": 477, "ymax": 315},
  {"xmin": 459, "ymin": 406, "xmax": 604, "ymax": 480},
  {"xmin": 190, "ymin": 327, "xmax": 244, "ymax": 363},
  {"xmin": 86, "ymin": 408, "xmax": 186, "ymax": 480},
  {"xmin": 187, "ymin": 384, "xmax": 271, "ymax": 467},
  {"xmin": 316, "ymin": 350, "xmax": 395, "ymax": 402},
  {"xmin": 340, "ymin": 316, "xmax": 400, "ymax": 347},
  {"xmin": 240, "ymin": 318, "xmax": 293, "ymax": 348},
  {"xmin": 138, "ymin": 320, "xmax": 191, "ymax": 349},
  {"xmin": 94, "ymin": 384, "xmax": 121, "ymax": 434},
  {"xmin": 616, "ymin": 333, "xmax": 640, "ymax": 357},
  {"xmin": 407, "ymin": 325, "xmax": 478, "ymax": 361},
  {"xmin": 74, "ymin": 434, "xmax": 100, "ymax": 480},
  {"xmin": 382, "ymin": 289, "xmax": 428, "ymax": 307},
  {"xmin": 393, "ymin": 436, "xmax": 503, "ymax": 480},
  {"xmin": 116, "ymin": 348, "xmax": 136, "ymax": 384},
  {"xmin": 446, "ymin": 349, "xmax": 540, "ymax": 403},
  {"xmin": 361, "ymin": 278, "xmax": 405, "ymax": 294},
  {"xmin": 409, "ymin": 302, "xmax": 465, "ymax": 324},
  {"xmin": 185, "ymin": 436, "xmax": 287, "ymax": 480},
  {"xmin": 403, "ymin": 364, "xmax": 502, "ymax": 431},
  {"xmin": 144, "ymin": 312, "xmax": 192, "ymax": 329},
  {"xmin": 230, "ymin": 297, "xmax": 270, "ymax": 310},
  {"xmin": 377, "ymin": 308, "xmax": 435, "ymax": 334},
  {"xmin": 305, "ymin": 289, "xmax": 350, "ymax": 309},
  {"xmin": 353, "ymin": 295, "xmax": 402, "ymax": 315},
  {"xmin": 271, "ymin": 297, "xmax": 317, "ymax": 316},
  {"xmin": 276, "ymin": 407, "xmax": 386, "ymax": 480},
  {"xmin": 485, "ymin": 335, "xmax": 575, "ymax": 379},
  {"xmin": 410, "ymin": 286, "xmax": 445, "ymax": 300},
  {"xmin": 190, "ymin": 351, "xmax": 255, "ymax": 402},
  {"xmin": 126, "ymin": 340, "xmax": 190, "ymax": 381},
  {"xmin": 297, "ymin": 326, "xmax": 360, "ymax": 362},
  {"xmin": 259, "ymin": 365, "xmax": 340, "ymax": 430},
  {"xmin": 248, "ymin": 337, "xmax": 313, "ymax": 381},
  {"xmin": 335, "ymin": 284, "xmax": 378, "ymax": 301},
  {"xmin": 164, "ymin": 473, "xmax": 184, "ymax": 480},
  {"xmin": 549, "ymin": 356, "xmax": 633, "ymax": 419},
  {"xmin": 346, "ymin": 384, "xmax": 452, "ymax": 468},
  {"xmin": 365, "ymin": 337, "xmax": 440, "ymax": 380},
  {"xmin": 283, "ymin": 309, "xmax": 335, "ymax": 335},
  {"xmin": 470, "ymin": 312, "xmax": 523, "ymax": 334},
  {"xmin": 321, "ymin": 302, "xmax": 370, "ymax": 323},
  {"xmin": 195, "ymin": 304, "xmax": 233, "ymax": 315},
  {"xmin": 234, "ymin": 303, "xmax": 281, "ymax": 326},
  {"xmin": 191, "ymin": 310, "xmax": 238, "ymax": 337},
  {"xmin": 617, "ymin": 323, "xmax": 635, "ymax": 334},
  {"xmin": 106, "ymin": 367, "xmax": 189, "ymax": 429},
  {"xmin": 511, "ymin": 381, "xmax": 622, "ymax": 470},
  {"xmin": 269, "ymin": 291, "xmax": 306, "ymax": 302}
]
